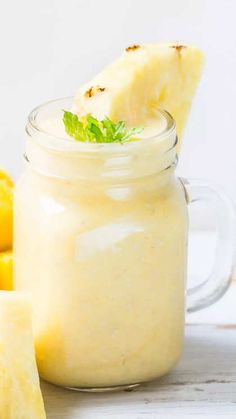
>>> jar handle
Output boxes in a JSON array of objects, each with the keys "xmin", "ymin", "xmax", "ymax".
[{"xmin": 181, "ymin": 178, "xmax": 236, "ymax": 313}]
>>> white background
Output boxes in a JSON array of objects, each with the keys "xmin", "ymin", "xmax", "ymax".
[{"xmin": 0, "ymin": 0, "xmax": 235, "ymax": 202}]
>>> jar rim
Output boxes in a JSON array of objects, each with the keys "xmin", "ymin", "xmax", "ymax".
[{"xmin": 26, "ymin": 97, "xmax": 176, "ymax": 154}]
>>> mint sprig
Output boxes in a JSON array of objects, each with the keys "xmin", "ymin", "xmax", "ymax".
[{"xmin": 63, "ymin": 111, "xmax": 143, "ymax": 144}]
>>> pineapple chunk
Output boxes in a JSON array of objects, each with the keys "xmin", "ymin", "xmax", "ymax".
[
  {"xmin": 0, "ymin": 291, "xmax": 46, "ymax": 419},
  {"xmin": 0, "ymin": 169, "xmax": 14, "ymax": 188},
  {"xmin": 73, "ymin": 43, "xmax": 204, "ymax": 142},
  {"xmin": 0, "ymin": 172, "xmax": 13, "ymax": 251},
  {"xmin": 0, "ymin": 251, "xmax": 13, "ymax": 290}
]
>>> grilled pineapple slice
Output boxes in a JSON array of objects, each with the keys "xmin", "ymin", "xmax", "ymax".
[{"xmin": 73, "ymin": 43, "xmax": 204, "ymax": 141}]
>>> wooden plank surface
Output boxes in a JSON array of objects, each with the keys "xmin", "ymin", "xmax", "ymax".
[{"xmin": 41, "ymin": 324, "xmax": 236, "ymax": 418}]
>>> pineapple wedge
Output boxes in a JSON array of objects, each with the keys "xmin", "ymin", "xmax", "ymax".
[
  {"xmin": 0, "ymin": 251, "xmax": 13, "ymax": 290},
  {"xmin": 0, "ymin": 171, "xmax": 13, "ymax": 251},
  {"xmin": 0, "ymin": 291, "xmax": 46, "ymax": 419},
  {"xmin": 73, "ymin": 43, "xmax": 204, "ymax": 142}
]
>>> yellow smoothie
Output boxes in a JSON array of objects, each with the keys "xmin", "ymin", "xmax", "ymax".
[{"xmin": 14, "ymin": 100, "xmax": 188, "ymax": 388}]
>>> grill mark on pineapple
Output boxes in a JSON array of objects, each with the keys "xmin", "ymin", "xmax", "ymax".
[
  {"xmin": 84, "ymin": 86, "xmax": 106, "ymax": 98},
  {"xmin": 125, "ymin": 44, "xmax": 141, "ymax": 52},
  {"xmin": 170, "ymin": 45, "xmax": 187, "ymax": 54}
]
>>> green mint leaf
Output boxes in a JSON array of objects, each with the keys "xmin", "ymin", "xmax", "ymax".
[
  {"xmin": 121, "ymin": 126, "xmax": 144, "ymax": 142},
  {"xmin": 62, "ymin": 111, "xmax": 143, "ymax": 144},
  {"xmin": 101, "ymin": 117, "xmax": 115, "ymax": 142}
]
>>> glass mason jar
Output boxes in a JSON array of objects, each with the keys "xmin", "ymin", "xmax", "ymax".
[{"xmin": 14, "ymin": 98, "xmax": 235, "ymax": 391}]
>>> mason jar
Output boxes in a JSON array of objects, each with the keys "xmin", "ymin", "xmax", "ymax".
[{"xmin": 14, "ymin": 98, "xmax": 235, "ymax": 391}]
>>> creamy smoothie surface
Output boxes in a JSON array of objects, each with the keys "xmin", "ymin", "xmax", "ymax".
[{"xmin": 14, "ymin": 43, "xmax": 203, "ymax": 388}]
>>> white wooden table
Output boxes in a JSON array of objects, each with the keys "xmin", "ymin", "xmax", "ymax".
[{"xmin": 41, "ymin": 232, "xmax": 236, "ymax": 418}]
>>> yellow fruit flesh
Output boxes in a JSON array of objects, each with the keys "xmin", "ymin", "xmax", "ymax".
[
  {"xmin": 73, "ymin": 43, "xmax": 204, "ymax": 144},
  {"xmin": 0, "ymin": 251, "xmax": 13, "ymax": 290},
  {"xmin": 0, "ymin": 169, "xmax": 14, "ymax": 188},
  {"xmin": 0, "ymin": 173, "xmax": 13, "ymax": 252},
  {"xmin": 0, "ymin": 291, "xmax": 46, "ymax": 419}
]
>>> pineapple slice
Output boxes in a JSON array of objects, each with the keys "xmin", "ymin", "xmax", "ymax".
[
  {"xmin": 73, "ymin": 43, "xmax": 204, "ymax": 142},
  {"xmin": 0, "ymin": 251, "xmax": 13, "ymax": 290},
  {"xmin": 0, "ymin": 172, "xmax": 13, "ymax": 251},
  {"xmin": 0, "ymin": 291, "xmax": 46, "ymax": 419},
  {"xmin": 0, "ymin": 169, "xmax": 14, "ymax": 188}
]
